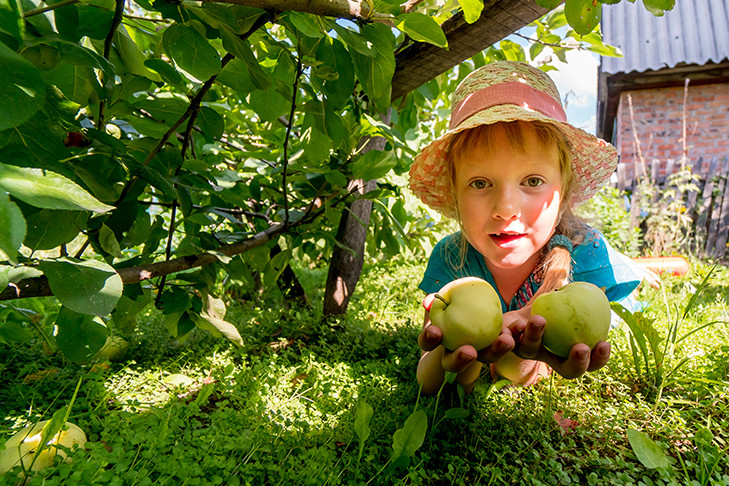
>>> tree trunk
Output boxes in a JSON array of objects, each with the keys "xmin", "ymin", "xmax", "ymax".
[
  {"xmin": 322, "ymin": 135, "xmax": 386, "ymax": 317},
  {"xmin": 323, "ymin": 179, "xmax": 377, "ymax": 317}
]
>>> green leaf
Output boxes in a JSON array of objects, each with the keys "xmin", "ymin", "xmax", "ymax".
[
  {"xmin": 443, "ymin": 408, "xmax": 469, "ymax": 419},
  {"xmin": 43, "ymin": 61, "xmax": 98, "ymax": 106},
  {"xmin": 642, "ymin": 0, "xmax": 675, "ymax": 15},
  {"xmin": 263, "ymin": 248, "xmax": 291, "ymax": 288},
  {"xmin": 114, "ymin": 27, "xmax": 162, "ymax": 82},
  {"xmin": 21, "ymin": 206, "xmax": 83, "ymax": 251},
  {"xmin": 76, "ymin": 0, "xmax": 116, "ymax": 40},
  {"xmin": 163, "ymin": 22, "xmax": 221, "ymax": 81},
  {"xmin": 396, "ymin": 13, "xmax": 447, "ymax": 48},
  {"xmin": 0, "ymin": 0, "xmax": 24, "ymax": 47},
  {"xmin": 627, "ymin": 428, "xmax": 670, "ymax": 469},
  {"xmin": 0, "ymin": 265, "xmax": 43, "ymax": 291},
  {"xmin": 36, "ymin": 408, "xmax": 69, "ymax": 462},
  {"xmin": 457, "ymin": 0, "xmax": 484, "ymax": 23},
  {"xmin": 110, "ymin": 284, "xmax": 152, "ymax": 336},
  {"xmin": 354, "ymin": 401, "xmax": 373, "ymax": 447},
  {"xmin": 352, "ymin": 150, "xmax": 397, "ymax": 181},
  {"xmin": 39, "ymin": 257, "xmax": 123, "ymax": 316},
  {"xmin": 99, "ymin": 223, "xmax": 123, "ymax": 258},
  {"xmin": 197, "ymin": 106, "xmax": 224, "ymax": 142},
  {"xmin": 53, "ymin": 305, "xmax": 109, "ymax": 364},
  {"xmin": 0, "ymin": 163, "xmax": 115, "ymax": 213},
  {"xmin": 564, "ymin": 0, "xmax": 601, "ymax": 35},
  {"xmin": 220, "ymin": 29, "xmax": 269, "ymax": 90},
  {"xmin": 391, "ymin": 409, "xmax": 427, "ymax": 463},
  {"xmin": 534, "ymin": 0, "xmax": 563, "ymax": 9},
  {"xmin": 48, "ymin": 38, "xmax": 115, "ymax": 81},
  {"xmin": 158, "ymin": 286, "xmax": 192, "ymax": 315},
  {"xmin": 144, "ymin": 58, "xmax": 184, "ymax": 86},
  {"xmin": 0, "ymin": 192, "xmax": 25, "ymax": 263},
  {"xmin": 247, "ymin": 87, "xmax": 290, "ymax": 123},
  {"xmin": 314, "ymin": 37, "xmax": 354, "ymax": 110},
  {"xmin": 197, "ymin": 293, "xmax": 244, "ymax": 346},
  {"xmin": 287, "ymin": 11, "xmax": 324, "ymax": 38},
  {"xmin": 350, "ymin": 23, "xmax": 395, "ymax": 112},
  {"xmin": 0, "ymin": 42, "xmax": 46, "ymax": 131},
  {"xmin": 325, "ymin": 170, "xmax": 348, "ymax": 189}
]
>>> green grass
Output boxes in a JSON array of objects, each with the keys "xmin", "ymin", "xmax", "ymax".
[{"xmin": 1, "ymin": 256, "xmax": 729, "ymax": 485}]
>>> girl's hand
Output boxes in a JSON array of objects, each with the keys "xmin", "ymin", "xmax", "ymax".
[
  {"xmin": 540, "ymin": 341, "xmax": 611, "ymax": 378},
  {"xmin": 504, "ymin": 307, "xmax": 612, "ymax": 379},
  {"xmin": 418, "ymin": 293, "xmax": 515, "ymax": 373}
]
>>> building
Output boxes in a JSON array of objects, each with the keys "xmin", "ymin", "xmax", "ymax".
[{"xmin": 597, "ymin": 0, "xmax": 729, "ymax": 186}]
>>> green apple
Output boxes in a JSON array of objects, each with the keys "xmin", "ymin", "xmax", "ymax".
[
  {"xmin": 531, "ymin": 281, "xmax": 611, "ymax": 357},
  {"xmin": 96, "ymin": 336, "xmax": 129, "ymax": 362},
  {"xmin": 0, "ymin": 420, "xmax": 87, "ymax": 474},
  {"xmin": 429, "ymin": 277, "xmax": 503, "ymax": 351}
]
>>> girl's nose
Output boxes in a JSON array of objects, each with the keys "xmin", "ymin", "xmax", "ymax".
[{"xmin": 492, "ymin": 186, "xmax": 520, "ymax": 220}]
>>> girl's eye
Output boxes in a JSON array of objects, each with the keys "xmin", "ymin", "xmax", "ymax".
[
  {"xmin": 524, "ymin": 177, "xmax": 544, "ymax": 188},
  {"xmin": 470, "ymin": 180, "xmax": 488, "ymax": 189}
]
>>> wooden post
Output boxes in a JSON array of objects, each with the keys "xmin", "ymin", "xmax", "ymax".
[{"xmin": 694, "ymin": 157, "xmax": 720, "ymax": 257}]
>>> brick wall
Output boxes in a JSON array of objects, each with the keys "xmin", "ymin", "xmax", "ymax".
[{"xmin": 615, "ymin": 82, "xmax": 729, "ymax": 182}]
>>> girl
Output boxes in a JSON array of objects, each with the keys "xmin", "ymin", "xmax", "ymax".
[{"xmin": 409, "ymin": 61, "xmax": 647, "ymax": 394}]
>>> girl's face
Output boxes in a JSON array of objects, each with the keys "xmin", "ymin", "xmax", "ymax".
[{"xmin": 453, "ymin": 123, "xmax": 563, "ymax": 275}]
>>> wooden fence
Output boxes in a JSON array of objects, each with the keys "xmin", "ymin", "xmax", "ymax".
[{"xmin": 614, "ymin": 155, "xmax": 729, "ymax": 259}]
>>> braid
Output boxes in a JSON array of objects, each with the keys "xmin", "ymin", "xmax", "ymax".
[{"xmin": 533, "ymin": 209, "xmax": 587, "ymax": 299}]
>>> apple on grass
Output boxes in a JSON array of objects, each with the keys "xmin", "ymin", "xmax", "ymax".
[
  {"xmin": 429, "ymin": 277, "xmax": 503, "ymax": 352},
  {"xmin": 531, "ymin": 281, "xmax": 611, "ymax": 358},
  {"xmin": 0, "ymin": 420, "xmax": 87, "ymax": 475}
]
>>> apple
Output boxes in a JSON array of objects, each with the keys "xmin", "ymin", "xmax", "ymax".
[
  {"xmin": 429, "ymin": 277, "xmax": 503, "ymax": 351},
  {"xmin": 95, "ymin": 336, "xmax": 128, "ymax": 362},
  {"xmin": 531, "ymin": 281, "xmax": 611, "ymax": 357},
  {"xmin": 0, "ymin": 420, "xmax": 87, "ymax": 474}
]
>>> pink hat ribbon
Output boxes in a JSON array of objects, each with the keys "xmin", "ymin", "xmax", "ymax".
[{"xmin": 449, "ymin": 82, "xmax": 567, "ymax": 130}]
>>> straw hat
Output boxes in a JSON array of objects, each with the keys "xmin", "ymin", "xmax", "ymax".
[{"xmin": 408, "ymin": 61, "xmax": 618, "ymax": 218}]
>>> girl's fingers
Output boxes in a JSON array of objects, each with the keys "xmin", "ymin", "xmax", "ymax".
[
  {"xmin": 441, "ymin": 345, "xmax": 478, "ymax": 373},
  {"xmin": 545, "ymin": 343, "xmax": 591, "ymax": 379},
  {"xmin": 516, "ymin": 315, "xmax": 545, "ymax": 358},
  {"xmin": 476, "ymin": 333, "xmax": 515, "ymax": 363},
  {"xmin": 586, "ymin": 341, "xmax": 611, "ymax": 372},
  {"xmin": 418, "ymin": 325, "xmax": 442, "ymax": 351}
]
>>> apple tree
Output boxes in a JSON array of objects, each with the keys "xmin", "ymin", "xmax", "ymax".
[{"xmin": 0, "ymin": 0, "xmax": 669, "ymax": 363}]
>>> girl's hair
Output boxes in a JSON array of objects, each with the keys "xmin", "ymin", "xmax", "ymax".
[{"xmin": 446, "ymin": 120, "xmax": 587, "ymax": 299}]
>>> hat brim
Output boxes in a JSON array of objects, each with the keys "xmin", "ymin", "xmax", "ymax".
[{"xmin": 409, "ymin": 105, "xmax": 618, "ymax": 219}]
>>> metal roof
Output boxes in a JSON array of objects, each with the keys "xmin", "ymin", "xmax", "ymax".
[{"xmin": 601, "ymin": 0, "xmax": 729, "ymax": 75}]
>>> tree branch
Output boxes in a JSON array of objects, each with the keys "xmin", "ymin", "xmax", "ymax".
[
  {"xmin": 97, "ymin": 0, "xmax": 127, "ymax": 130},
  {"xmin": 281, "ymin": 51, "xmax": 303, "ymax": 226},
  {"xmin": 23, "ymin": 0, "xmax": 79, "ymax": 18},
  {"xmin": 199, "ymin": 0, "xmax": 376, "ymax": 20},
  {"xmin": 1, "ymin": 222, "xmax": 287, "ymax": 301}
]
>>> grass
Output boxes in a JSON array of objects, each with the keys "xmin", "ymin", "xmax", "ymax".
[{"xmin": 1, "ymin": 255, "xmax": 729, "ymax": 485}]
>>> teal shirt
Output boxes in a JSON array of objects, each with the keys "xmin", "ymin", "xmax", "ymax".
[{"xmin": 419, "ymin": 229, "xmax": 643, "ymax": 313}]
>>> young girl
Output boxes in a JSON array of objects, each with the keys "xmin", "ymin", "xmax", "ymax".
[{"xmin": 409, "ymin": 61, "xmax": 647, "ymax": 394}]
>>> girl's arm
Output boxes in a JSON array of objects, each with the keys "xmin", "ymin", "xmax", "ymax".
[
  {"xmin": 416, "ymin": 294, "xmax": 515, "ymax": 394},
  {"xmin": 503, "ymin": 306, "xmax": 612, "ymax": 379}
]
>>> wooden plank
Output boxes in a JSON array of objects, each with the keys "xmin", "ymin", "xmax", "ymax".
[
  {"xmin": 617, "ymin": 162, "xmax": 630, "ymax": 191},
  {"xmin": 686, "ymin": 156, "xmax": 704, "ymax": 209},
  {"xmin": 714, "ymin": 177, "xmax": 729, "ymax": 258},
  {"xmin": 712, "ymin": 156, "xmax": 729, "ymax": 257},
  {"xmin": 695, "ymin": 157, "xmax": 719, "ymax": 246},
  {"xmin": 391, "ymin": 0, "xmax": 551, "ymax": 101},
  {"xmin": 705, "ymin": 162, "xmax": 729, "ymax": 257}
]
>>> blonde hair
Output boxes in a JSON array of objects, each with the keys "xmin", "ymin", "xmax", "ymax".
[{"xmin": 446, "ymin": 121, "xmax": 587, "ymax": 298}]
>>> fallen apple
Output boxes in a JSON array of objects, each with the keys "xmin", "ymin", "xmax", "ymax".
[
  {"xmin": 531, "ymin": 281, "xmax": 611, "ymax": 357},
  {"xmin": 429, "ymin": 277, "xmax": 502, "ymax": 351},
  {"xmin": 0, "ymin": 420, "xmax": 87, "ymax": 474},
  {"xmin": 96, "ymin": 335, "xmax": 128, "ymax": 362}
]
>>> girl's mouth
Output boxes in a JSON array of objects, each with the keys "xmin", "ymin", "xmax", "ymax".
[{"xmin": 491, "ymin": 233, "xmax": 525, "ymax": 245}]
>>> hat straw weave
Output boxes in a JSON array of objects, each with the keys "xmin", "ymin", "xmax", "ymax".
[{"xmin": 409, "ymin": 61, "xmax": 618, "ymax": 218}]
